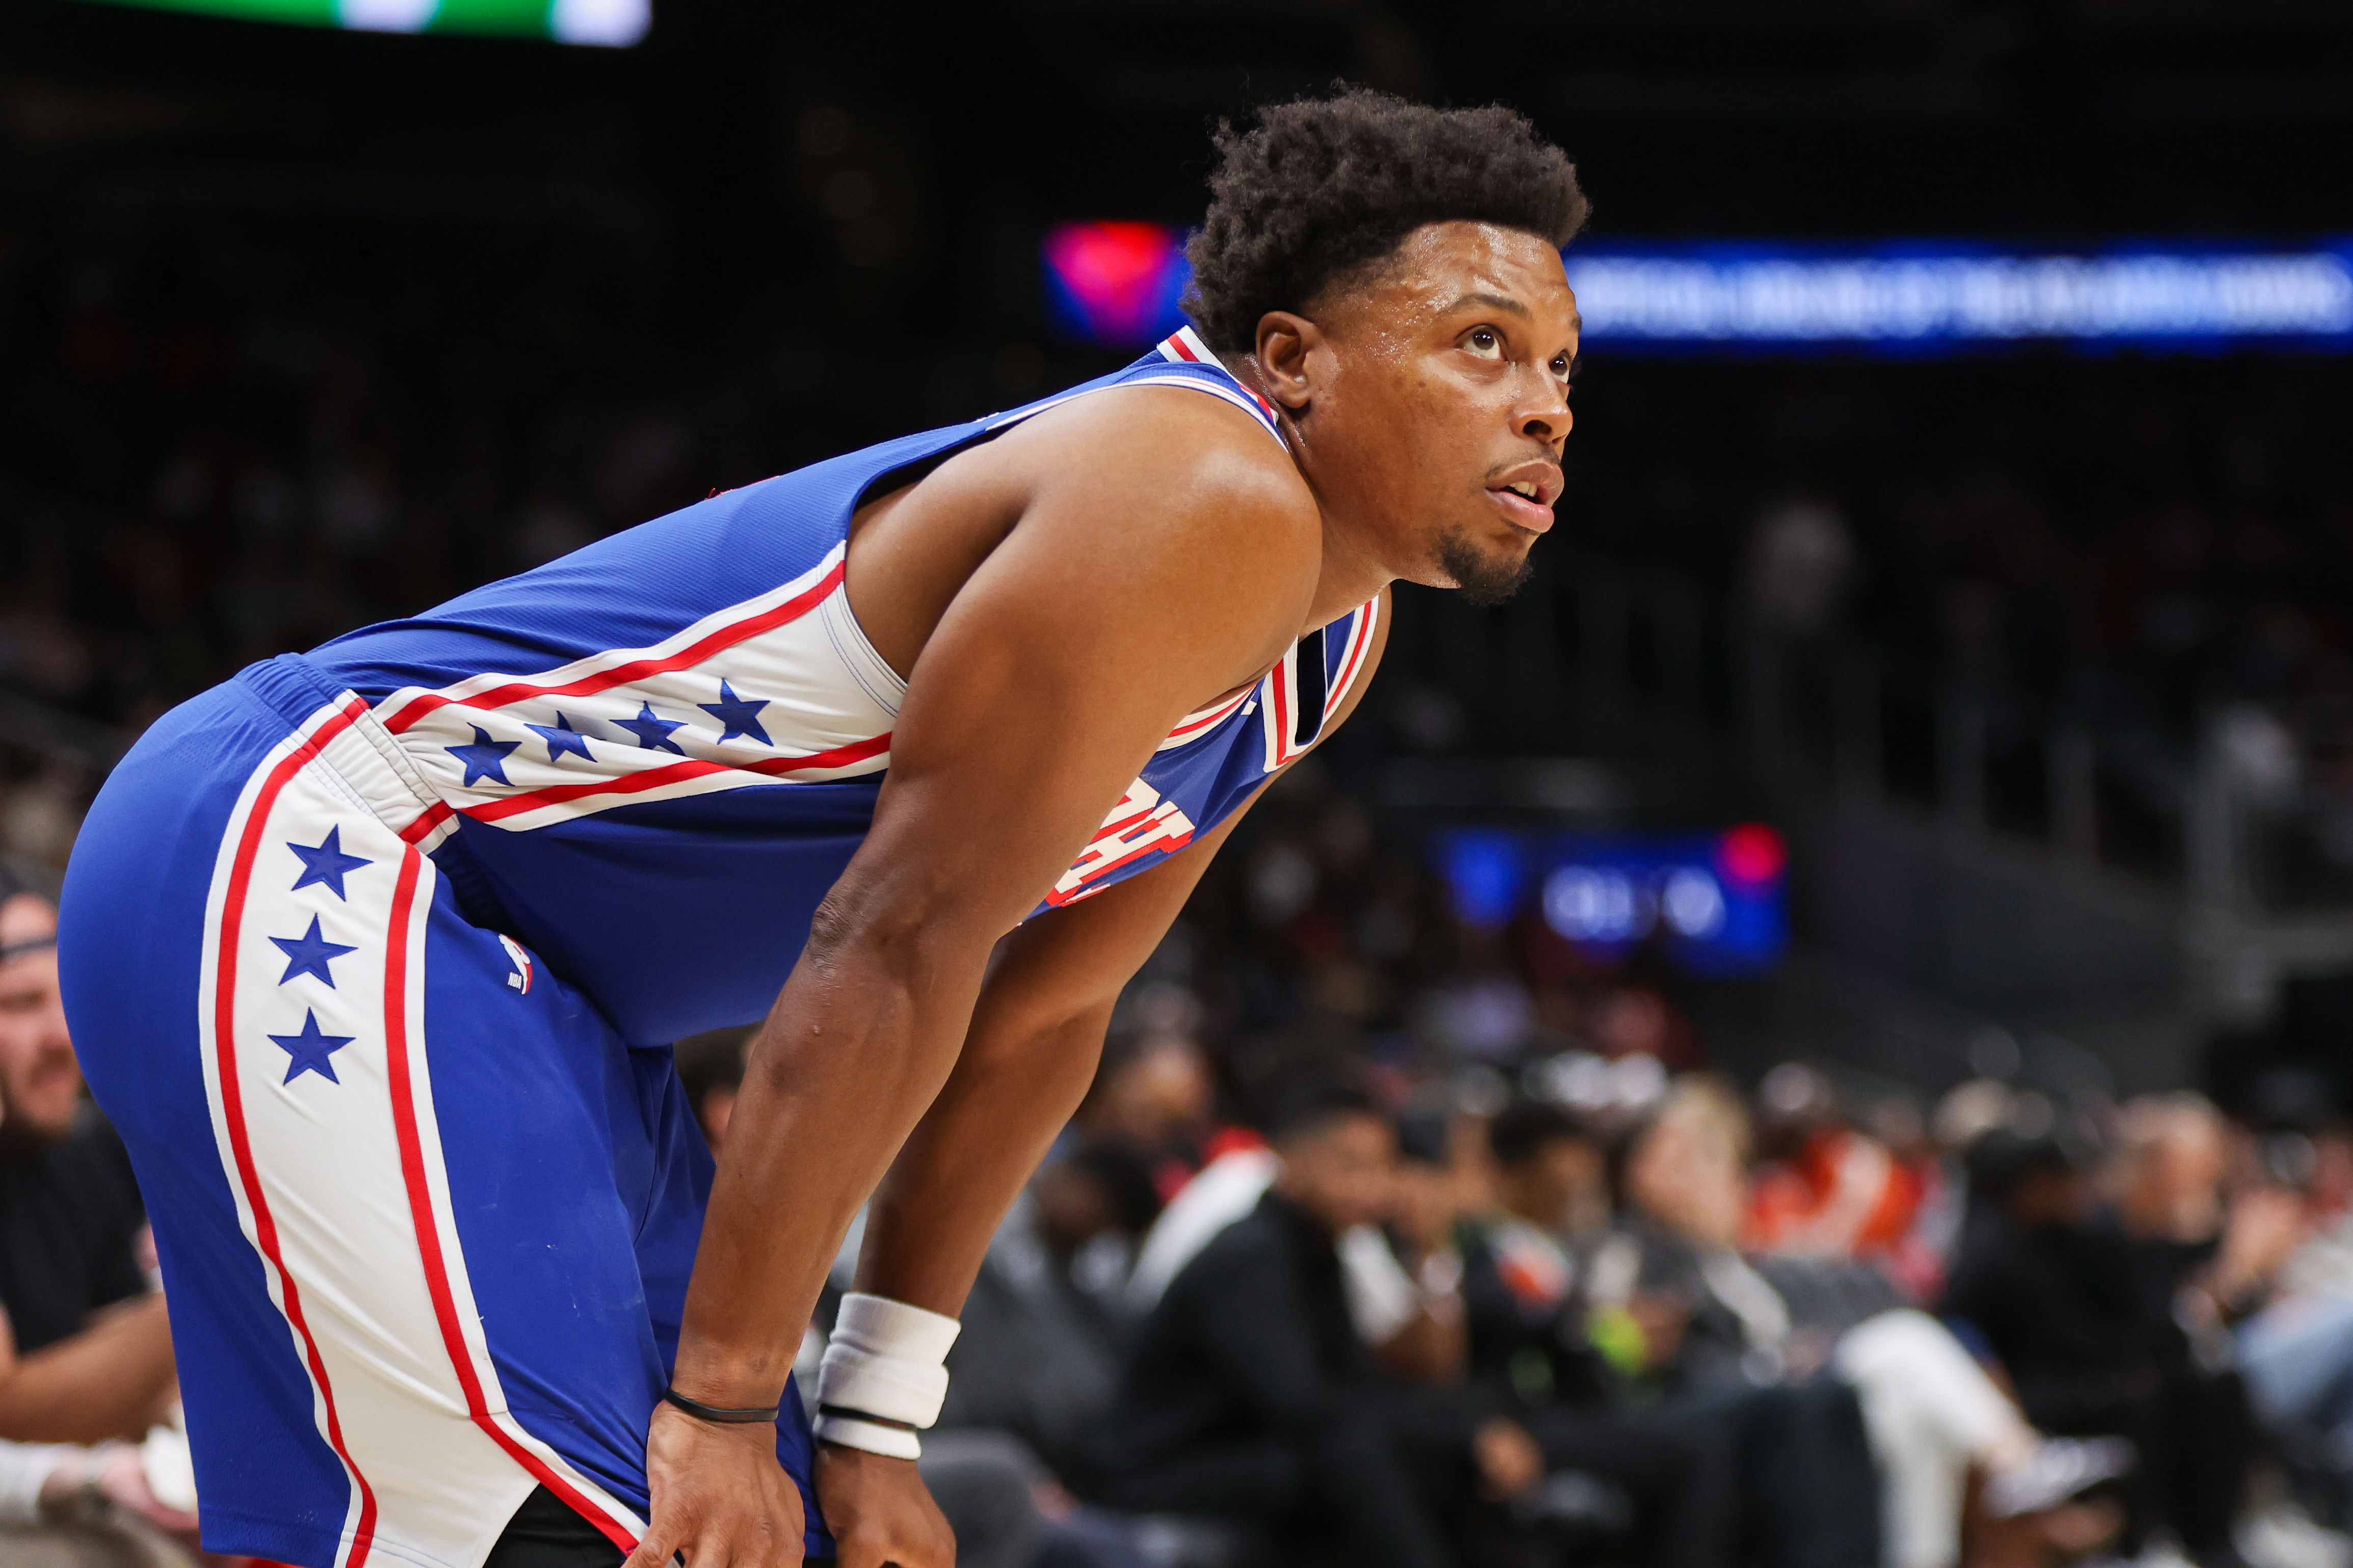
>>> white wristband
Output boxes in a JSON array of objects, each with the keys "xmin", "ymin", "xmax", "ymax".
[
  {"xmin": 810, "ymin": 1411, "xmax": 922, "ymax": 1461},
  {"xmin": 813, "ymin": 1293, "xmax": 960, "ymax": 1459}
]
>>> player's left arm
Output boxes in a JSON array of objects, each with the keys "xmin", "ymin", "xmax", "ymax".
[
  {"xmin": 851, "ymin": 588, "xmax": 1390, "ymax": 1316},
  {"xmin": 808, "ymin": 595, "xmax": 1388, "ymax": 1566}
]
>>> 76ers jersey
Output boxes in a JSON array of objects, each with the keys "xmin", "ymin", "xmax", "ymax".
[{"xmin": 271, "ymin": 327, "xmax": 1376, "ymax": 1048}]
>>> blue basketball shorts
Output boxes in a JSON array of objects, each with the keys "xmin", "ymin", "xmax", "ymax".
[{"xmin": 58, "ymin": 667, "xmax": 826, "ymax": 1568}]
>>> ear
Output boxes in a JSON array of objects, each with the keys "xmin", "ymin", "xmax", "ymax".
[{"xmin": 1251, "ymin": 311, "xmax": 1321, "ymax": 412}]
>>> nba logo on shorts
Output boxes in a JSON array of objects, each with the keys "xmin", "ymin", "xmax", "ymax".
[{"xmin": 497, "ymin": 934, "xmax": 534, "ymax": 995}]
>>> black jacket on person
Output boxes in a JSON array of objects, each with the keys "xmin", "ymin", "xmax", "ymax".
[
  {"xmin": 1458, "ymin": 1222, "xmax": 1615, "ymax": 1412},
  {"xmin": 1940, "ymin": 1209, "xmax": 2154, "ymax": 1427},
  {"xmin": 0, "ymin": 1110, "xmax": 148, "ymax": 1353},
  {"xmin": 1095, "ymin": 1189, "xmax": 1371, "ymax": 1477}
]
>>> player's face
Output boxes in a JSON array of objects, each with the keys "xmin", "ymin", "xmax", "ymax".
[{"xmin": 1309, "ymin": 221, "xmax": 1580, "ymax": 604}]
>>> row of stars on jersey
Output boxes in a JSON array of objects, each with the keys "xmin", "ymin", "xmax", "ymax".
[
  {"xmin": 444, "ymin": 682, "xmax": 774, "ymax": 787},
  {"xmin": 263, "ymin": 827, "xmax": 373, "ymax": 1086}
]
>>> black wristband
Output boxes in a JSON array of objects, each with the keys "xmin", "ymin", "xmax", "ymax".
[
  {"xmin": 817, "ymin": 1402, "xmax": 918, "ymax": 1433},
  {"xmin": 662, "ymin": 1386, "xmax": 780, "ymax": 1425}
]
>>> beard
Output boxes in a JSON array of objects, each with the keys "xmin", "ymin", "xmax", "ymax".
[{"xmin": 1435, "ymin": 527, "xmax": 1535, "ymax": 607}]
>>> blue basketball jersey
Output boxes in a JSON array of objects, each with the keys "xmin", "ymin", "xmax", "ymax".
[{"xmin": 257, "ymin": 327, "xmax": 1377, "ymax": 1048}]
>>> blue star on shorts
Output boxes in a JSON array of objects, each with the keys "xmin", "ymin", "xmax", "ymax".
[
  {"xmin": 268, "ymin": 1008, "xmax": 355, "ymax": 1085},
  {"xmin": 271, "ymin": 915, "xmax": 358, "ymax": 987},
  {"xmin": 287, "ymin": 826, "xmax": 371, "ymax": 899}
]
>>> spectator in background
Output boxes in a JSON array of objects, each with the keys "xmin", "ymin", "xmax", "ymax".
[
  {"xmin": 1745, "ymin": 1063, "xmax": 1930, "ymax": 1289},
  {"xmin": 2104, "ymin": 1096, "xmax": 2284, "ymax": 1558},
  {"xmin": 1463, "ymin": 1099, "xmax": 1723, "ymax": 1568},
  {"xmin": 1941, "ymin": 1128, "xmax": 2235, "ymax": 1565},
  {"xmin": 0, "ymin": 864, "xmax": 195, "ymax": 1558},
  {"xmin": 1075, "ymin": 1024, "xmax": 1224, "ymax": 1206},
  {"xmin": 1614, "ymin": 1080, "xmax": 2125, "ymax": 1568},
  {"xmin": 1091, "ymin": 1083, "xmax": 1541, "ymax": 1568},
  {"xmin": 940, "ymin": 1137, "xmax": 1162, "ymax": 1475},
  {"xmin": 0, "ymin": 867, "xmax": 175, "ymax": 1447}
]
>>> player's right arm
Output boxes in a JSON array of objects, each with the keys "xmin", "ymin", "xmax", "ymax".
[{"xmin": 625, "ymin": 388, "xmax": 1323, "ymax": 1568}]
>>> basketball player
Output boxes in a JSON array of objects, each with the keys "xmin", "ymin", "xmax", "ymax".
[{"xmin": 57, "ymin": 89, "xmax": 1586, "ymax": 1568}]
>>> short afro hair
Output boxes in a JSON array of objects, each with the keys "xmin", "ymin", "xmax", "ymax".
[{"xmin": 1183, "ymin": 87, "xmax": 1589, "ymax": 355}]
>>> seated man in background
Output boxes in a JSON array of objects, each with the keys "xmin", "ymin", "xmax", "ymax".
[
  {"xmin": 1613, "ymin": 1080, "xmax": 2123, "ymax": 1568},
  {"xmin": 1943, "ymin": 1126, "xmax": 2246, "ymax": 1565},
  {"xmin": 1463, "ymin": 1098, "xmax": 1722, "ymax": 1568},
  {"xmin": 0, "ymin": 864, "xmax": 195, "ymax": 1555},
  {"xmin": 1091, "ymin": 1083, "xmax": 1540, "ymax": 1568},
  {"xmin": 0, "ymin": 866, "xmax": 176, "ymax": 1447},
  {"xmin": 940, "ymin": 1135, "xmax": 1163, "ymax": 1475}
]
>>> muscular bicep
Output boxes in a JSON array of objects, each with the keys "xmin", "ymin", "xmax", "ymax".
[{"xmin": 821, "ymin": 404, "xmax": 1314, "ymax": 951}]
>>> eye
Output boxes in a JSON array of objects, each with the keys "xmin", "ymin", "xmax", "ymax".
[
  {"xmin": 1463, "ymin": 326, "xmax": 1504, "ymax": 359},
  {"xmin": 1550, "ymin": 352, "xmax": 1576, "ymax": 384}
]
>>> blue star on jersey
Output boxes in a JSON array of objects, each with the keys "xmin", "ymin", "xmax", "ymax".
[
  {"xmin": 526, "ymin": 711, "xmax": 597, "ymax": 764},
  {"xmin": 698, "ymin": 682, "xmax": 773, "ymax": 747},
  {"xmin": 271, "ymin": 915, "xmax": 358, "ymax": 988},
  {"xmin": 268, "ymin": 1008, "xmax": 355, "ymax": 1085},
  {"xmin": 615, "ymin": 702, "xmax": 688, "ymax": 754},
  {"xmin": 287, "ymin": 826, "xmax": 371, "ymax": 899},
  {"xmin": 448, "ymin": 725, "xmax": 521, "ymax": 787}
]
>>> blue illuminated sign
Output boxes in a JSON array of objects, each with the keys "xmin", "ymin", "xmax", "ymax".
[
  {"xmin": 1043, "ymin": 226, "xmax": 2353, "ymax": 353},
  {"xmin": 1432, "ymin": 824, "xmax": 1788, "ymax": 976},
  {"xmin": 1564, "ymin": 241, "xmax": 2353, "ymax": 351}
]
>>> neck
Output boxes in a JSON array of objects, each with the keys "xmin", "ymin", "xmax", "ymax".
[{"xmin": 1221, "ymin": 351, "xmax": 1394, "ymax": 629}]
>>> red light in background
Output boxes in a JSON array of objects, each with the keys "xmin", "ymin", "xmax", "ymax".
[
  {"xmin": 1043, "ymin": 221, "xmax": 1185, "ymax": 345},
  {"xmin": 1718, "ymin": 823, "xmax": 1786, "ymax": 888}
]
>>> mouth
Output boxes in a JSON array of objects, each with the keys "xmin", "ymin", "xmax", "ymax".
[{"xmin": 1485, "ymin": 473, "xmax": 1558, "ymax": 533}]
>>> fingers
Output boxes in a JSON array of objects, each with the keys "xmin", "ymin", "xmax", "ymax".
[
  {"xmin": 629, "ymin": 1521, "xmax": 808, "ymax": 1568},
  {"xmin": 621, "ymin": 1522, "xmax": 682, "ymax": 1568}
]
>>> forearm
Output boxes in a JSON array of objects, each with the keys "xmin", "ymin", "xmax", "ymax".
[
  {"xmin": 0, "ymin": 1296, "xmax": 175, "ymax": 1445},
  {"xmin": 856, "ymin": 998, "xmax": 1113, "ymax": 1313},
  {"xmin": 670, "ymin": 912, "xmax": 997, "ymax": 1407}
]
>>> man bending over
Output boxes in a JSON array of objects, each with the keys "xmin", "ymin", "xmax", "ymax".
[{"xmin": 58, "ymin": 89, "xmax": 1588, "ymax": 1568}]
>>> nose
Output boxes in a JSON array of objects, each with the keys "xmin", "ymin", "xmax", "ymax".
[{"xmin": 1516, "ymin": 374, "xmax": 1572, "ymax": 446}]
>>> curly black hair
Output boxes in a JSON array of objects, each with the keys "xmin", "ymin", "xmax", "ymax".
[{"xmin": 1182, "ymin": 87, "xmax": 1589, "ymax": 354}]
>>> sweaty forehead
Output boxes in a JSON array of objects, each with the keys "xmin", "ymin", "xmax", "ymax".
[{"xmin": 1325, "ymin": 221, "xmax": 1578, "ymax": 337}]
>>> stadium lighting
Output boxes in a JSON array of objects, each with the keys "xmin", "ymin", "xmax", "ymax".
[{"xmin": 68, "ymin": 0, "xmax": 651, "ymax": 44}]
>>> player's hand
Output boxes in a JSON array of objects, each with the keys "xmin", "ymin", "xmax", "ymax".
[
  {"xmin": 816, "ymin": 1441, "xmax": 955, "ymax": 1568},
  {"xmin": 626, "ymin": 1402, "xmax": 805, "ymax": 1568}
]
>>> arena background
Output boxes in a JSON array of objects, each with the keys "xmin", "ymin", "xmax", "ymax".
[{"xmin": 5, "ymin": 3, "xmax": 2353, "ymax": 1194}]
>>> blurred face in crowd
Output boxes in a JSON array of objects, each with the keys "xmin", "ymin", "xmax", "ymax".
[
  {"xmin": 1626, "ymin": 1095, "xmax": 1749, "ymax": 1248},
  {"xmin": 1275, "ymin": 1109, "xmax": 1398, "ymax": 1236},
  {"xmin": 0, "ymin": 895, "xmax": 81, "ymax": 1149},
  {"xmin": 1034, "ymin": 1159, "xmax": 1118, "ymax": 1258},
  {"xmin": 1391, "ymin": 1154, "xmax": 1469, "ymax": 1255},
  {"xmin": 1090, "ymin": 1038, "xmax": 1213, "ymax": 1150},
  {"xmin": 1498, "ymin": 1132, "xmax": 1607, "ymax": 1236},
  {"xmin": 2007, "ymin": 1158, "xmax": 2090, "ymax": 1230},
  {"xmin": 1279, "ymin": 222, "xmax": 1579, "ymax": 606},
  {"xmin": 2112, "ymin": 1097, "xmax": 2228, "ymax": 1242}
]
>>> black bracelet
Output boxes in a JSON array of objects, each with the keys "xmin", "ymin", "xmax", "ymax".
[
  {"xmin": 817, "ymin": 1402, "xmax": 918, "ymax": 1433},
  {"xmin": 662, "ymin": 1386, "xmax": 780, "ymax": 1425}
]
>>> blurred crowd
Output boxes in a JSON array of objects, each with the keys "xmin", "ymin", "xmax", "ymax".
[{"xmin": 687, "ymin": 989, "xmax": 2353, "ymax": 1568}]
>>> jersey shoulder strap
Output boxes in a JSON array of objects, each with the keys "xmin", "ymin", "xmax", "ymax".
[{"xmin": 985, "ymin": 326, "xmax": 1287, "ymax": 451}]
